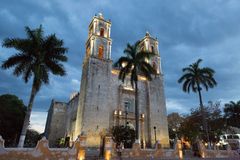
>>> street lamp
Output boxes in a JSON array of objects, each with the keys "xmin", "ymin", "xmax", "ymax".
[
  {"xmin": 153, "ymin": 126, "xmax": 157, "ymax": 143},
  {"xmin": 172, "ymin": 128, "xmax": 177, "ymax": 140}
]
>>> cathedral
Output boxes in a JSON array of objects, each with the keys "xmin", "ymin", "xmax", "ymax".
[{"xmin": 44, "ymin": 13, "xmax": 169, "ymax": 148}]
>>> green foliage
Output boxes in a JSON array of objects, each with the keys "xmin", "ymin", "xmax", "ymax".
[
  {"xmin": 24, "ymin": 129, "xmax": 42, "ymax": 147},
  {"xmin": 1, "ymin": 25, "xmax": 68, "ymax": 92},
  {"xmin": 0, "ymin": 94, "xmax": 26, "ymax": 147},
  {"xmin": 167, "ymin": 112, "xmax": 184, "ymax": 140},
  {"xmin": 1, "ymin": 25, "xmax": 68, "ymax": 146},
  {"xmin": 178, "ymin": 59, "xmax": 217, "ymax": 143},
  {"xmin": 56, "ymin": 137, "xmax": 65, "ymax": 148},
  {"xmin": 224, "ymin": 100, "xmax": 240, "ymax": 128},
  {"xmin": 111, "ymin": 125, "xmax": 135, "ymax": 148},
  {"xmin": 115, "ymin": 41, "xmax": 156, "ymax": 140},
  {"xmin": 178, "ymin": 59, "xmax": 217, "ymax": 93},
  {"xmin": 55, "ymin": 136, "xmax": 70, "ymax": 148},
  {"xmin": 177, "ymin": 101, "xmax": 224, "ymax": 144},
  {"xmin": 115, "ymin": 41, "xmax": 157, "ymax": 86}
]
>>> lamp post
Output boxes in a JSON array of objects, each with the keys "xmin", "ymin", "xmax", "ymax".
[
  {"xmin": 172, "ymin": 128, "xmax": 177, "ymax": 140},
  {"xmin": 153, "ymin": 126, "xmax": 157, "ymax": 143}
]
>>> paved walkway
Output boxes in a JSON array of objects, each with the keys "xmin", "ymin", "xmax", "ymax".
[
  {"xmin": 85, "ymin": 149, "xmax": 240, "ymax": 160},
  {"xmin": 87, "ymin": 156, "xmax": 240, "ymax": 160},
  {"xmin": 93, "ymin": 158, "xmax": 240, "ymax": 160}
]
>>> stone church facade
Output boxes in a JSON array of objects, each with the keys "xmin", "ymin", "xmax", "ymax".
[{"xmin": 44, "ymin": 13, "xmax": 169, "ymax": 148}]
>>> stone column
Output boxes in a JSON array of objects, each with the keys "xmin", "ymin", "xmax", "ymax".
[
  {"xmin": 75, "ymin": 135, "xmax": 87, "ymax": 160},
  {"xmin": 140, "ymin": 114, "xmax": 145, "ymax": 148},
  {"xmin": 197, "ymin": 140, "xmax": 206, "ymax": 158},
  {"xmin": 146, "ymin": 81, "xmax": 152, "ymax": 147},
  {"xmin": 0, "ymin": 136, "xmax": 5, "ymax": 148},
  {"xmin": 104, "ymin": 136, "xmax": 113, "ymax": 160},
  {"xmin": 175, "ymin": 140, "xmax": 183, "ymax": 159}
]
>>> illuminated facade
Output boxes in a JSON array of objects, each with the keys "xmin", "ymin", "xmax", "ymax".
[{"xmin": 45, "ymin": 13, "xmax": 169, "ymax": 148}]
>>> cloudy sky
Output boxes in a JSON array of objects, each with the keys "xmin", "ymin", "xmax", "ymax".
[{"xmin": 1, "ymin": 0, "xmax": 240, "ymax": 132}]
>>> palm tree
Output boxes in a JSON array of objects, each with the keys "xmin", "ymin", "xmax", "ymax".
[
  {"xmin": 1, "ymin": 25, "xmax": 68, "ymax": 147},
  {"xmin": 224, "ymin": 100, "xmax": 240, "ymax": 128},
  {"xmin": 178, "ymin": 59, "xmax": 217, "ymax": 144},
  {"xmin": 115, "ymin": 41, "xmax": 156, "ymax": 142}
]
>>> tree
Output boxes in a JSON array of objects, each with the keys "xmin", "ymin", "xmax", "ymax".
[
  {"xmin": 0, "ymin": 94, "xmax": 26, "ymax": 147},
  {"xmin": 178, "ymin": 101, "xmax": 224, "ymax": 145},
  {"xmin": 206, "ymin": 101, "xmax": 224, "ymax": 143},
  {"xmin": 24, "ymin": 129, "xmax": 42, "ymax": 147},
  {"xmin": 111, "ymin": 125, "xmax": 135, "ymax": 148},
  {"xmin": 178, "ymin": 59, "xmax": 217, "ymax": 144},
  {"xmin": 178, "ymin": 111, "xmax": 201, "ymax": 144},
  {"xmin": 1, "ymin": 25, "xmax": 68, "ymax": 147},
  {"xmin": 224, "ymin": 100, "xmax": 240, "ymax": 128},
  {"xmin": 167, "ymin": 112, "xmax": 184, "ymax": 140},
  {"xmin": 115, "ymin": 41, "xmax": 156, "ymax": 142}
]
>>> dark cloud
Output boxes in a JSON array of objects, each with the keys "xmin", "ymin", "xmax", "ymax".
[{"xmin": 1, "ymin": 0, "xmax": 240, "ymax": 116}]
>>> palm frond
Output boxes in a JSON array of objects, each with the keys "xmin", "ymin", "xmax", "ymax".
[
  {"xmin": 182, "ymin": 78, "xmax": 191, "ymax": 93},
  {"xmin": 25, "ymin": 26, "xmax": 36, "ymax": 41},
  {"xmin": 114, "ymin": 57, "xmax": 131, "ymax": 68},
  {"xmin": 23, "ymin": 65, "xmax": 32, "ymax": 83},
  {"xmin": 116, "ymin": 41, "xmax": 157, "ymax": 87},
  {"xmin": 140, "ymin": 64, "xmax": 152, "ymax": 81},
  {"xmin": 141, "ymin": 61, "xmax": 156, "ymax": 75},
  {"xmin": 124, "ymin": 43, "xmax": 135, "ymax": 58},
  {"xmin": 40, "ymin": 64, "xmax": 49, "ymax": 84},
  {"xmin": 46, "ymin": 60, "xmax": 66, "ymax": 76},
  {"xmin": 182, "ymin": 67, "xmax": 195, "ymax": 73},
  {"xmin": 194, "ymin": 59, "xmax": 202, "ymax": 67},
  {"xmin": 13, "ymin": 62, "xmax": 27, "ymax": 76},
  {"xmin": 178, "ymin": 59, "xmax": 216, "ymax": 94},
  {"xmin": 136, "ymin": 50, "xmax": 156, "ymax": 62},
  {"xmin": 1, "ymin": 54, "xmax": 31, "ymax": 69},
  {"xmin": 178, "ymin": 73, "xmax": 194, "ymax": 83}
]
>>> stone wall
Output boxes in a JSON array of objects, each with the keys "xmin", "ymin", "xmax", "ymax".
[
  {"xmin": 149, "ymin": 75, "xmax": 169, "ymax": 147},
  {"xmin": 105, "ymin": 138, "xmax": 183, "ymax": 160},
  {"xmin": 65, "ymin": 93, "xmax": 80, "ymax": 143},
  {"xmin": 2, "ymin": 135, "xmax": 239, "ymax": 160},
  {"xmin": 80, "ymin": 57, "xmax": 112, "ymax": 147},
  {"xmin": 109, "ymin": 71, "xmax": 170, "ymax": 148},
  {"xmin": 104, "ymin": 138, "xmax": 240, "ymax": 159},
  {"xmin": 197, "ymin": 140, "xmax": 239, "ymax": 158},
  {"xmin": 0, "ymin": 135, "xmax": 86, "ymax": 160},
  {"xmin": 44, "ymin": 101, "xmax": 67, "ymax": 147}
]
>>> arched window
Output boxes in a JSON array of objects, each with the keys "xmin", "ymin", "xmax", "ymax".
[
  {"xmin": 124, "ymin": 99, "xmax": 134, "ymax": 113},
  {"xmin": 98, "ymin": 45, "xmax": 104, "ymax": 59},
  {"xmin": 100, "ymin": 28, "xmax": 104, "ymax": 37},
  {"xmin": 151, "ymin": 46, "xmax": 154, "ymax": 52},
  {"xmin": 86, "ymin": 43, "xmax": 90, "ymax": 56}
]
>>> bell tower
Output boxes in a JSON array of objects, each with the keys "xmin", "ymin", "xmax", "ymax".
[
  {"xmin": 76, "ymin": 13, "xmax": 113, "ymax": 147},
  {"xmin": 138, "ymin": 32, "xmax": 162, "ymax": 74},
  {"xmin": 85, "ymin": 13, "xmax": 112, "ymax": 60}
]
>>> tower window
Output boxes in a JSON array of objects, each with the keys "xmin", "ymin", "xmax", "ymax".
[
  {"xmin": 86, "ymin": 43, "xmax": 90, "ymax": 56},
  {"xmin": 100, "ymin": 28, "xmax": 104, "ymax": 37},
  {"xmin": 124, "ymin": 99, "xmax": 134, "ymax": 113},
  {"xmin": 151, "ymin": 46, "xmax": 154, "ymax": 52},
  {"xmin": 98, "ymin": 45, "xmax": 104, "ymax": 59},
  {"xmin": 89, "ymin": 25, "xmax": 93, "ymax": 36}
]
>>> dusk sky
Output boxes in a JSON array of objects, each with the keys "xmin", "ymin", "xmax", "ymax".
[{"xmin": 1, "ymin": 0, "xmax": 240, "ymax": 132}]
